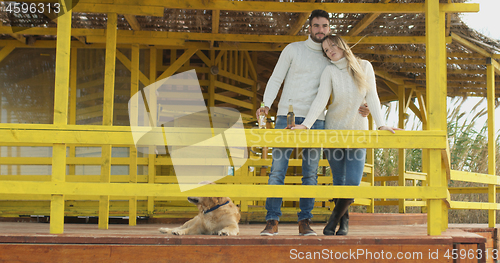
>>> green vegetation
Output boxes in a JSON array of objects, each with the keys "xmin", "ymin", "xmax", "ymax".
[{"xmin": 361, "ymin": 98, "xmax": 500, "ymax": 223}]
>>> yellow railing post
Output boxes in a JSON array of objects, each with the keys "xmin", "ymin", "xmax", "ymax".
[
  {"xmin": 50, "ymin": 0, "xmax": 72, "ymax": 234},
  {"xmin": 129, "ymin": 44, "xmax": 140, "ymax": 226},
  {"xmin": 68, "ymin": 47, "xmax": 77, "ymax": 176},
  {"xmin": 365, "ymin": 115, "xmax": 375, "ymax": 213},
  {"xmin": 398, "ymin": 85, "xmax": 406, "ymax": 213},
  {"xmin": 425, "ymin": 0, "xmax": 447, "ymax": 236},
  {"xmin": 486, "ymin": 58, "xmax": 496, "ymax": 228},
  {"xmin": 147, "ymin": 46, "xmax": 157, "ymax": 216},
  {"xmin": 99, "ymin": 12, "xmax": 117, "ymax": 230}
]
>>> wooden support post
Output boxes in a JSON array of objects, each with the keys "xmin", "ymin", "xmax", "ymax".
[
  {"xmin": 245, "ymin": 51, "xmax": 258, "ymax": 112},
  {"xmin": 51, "ymin": 143, "xmax": 66, "ymax": 234},
  {"xmin": 99, "ymin": 12, "xmax": 118, "ymax": 230},
  {"xmin": 147, "ymin": 47, "xmax": 157, "ymax": 216},
  {"xmin": 99, "ymin": 145, "xmax": 111, "ymax": 230},
  {"xmin": 439, "ymin": 11, "xmax": 448, "ymax": 232},
  {"xmin": 68, "ymin": 47, "xmax": 77, "ymax": 176},
  {"xmin": 425, "ymin": 0, "xmax": 447, "ymax": 236},
  {"xmin": 129, "ymin": 44, "xmax": 140, "ymax": 226},
  {"xmin": 211, "ymin": 10, "xmax": 220, "ymax": 48},
  {"xmin": 103, "ymin": 13, "xmax": 117, "ymax": 127},
  {"xmin": 366, "ymin": 115, "xmax": 375, "ymax": 213},
  {"xmin": 486, "ymin": 58, "xmax": 496, "ymax": 228},
  {"xmin": 419, "ymin": 91, "xmax": 429, "ymax": 214},
  {"xmin": 7, "ymin": 112, "xmax": 11, "ymax": 176},
  {"xmin": 50, "ymin": 0, "xmax": 72, "ymax": 234},
  {"xmin": 235, "ymin": 164, "xmax": 250, "ymax": 212},
  {"xmin": 398, "ymin": 85, "xmax": 406, "ymax": 213},
  {"xmin": 208, "ymin": 50, "xmax": 216, "ymax": 108}
]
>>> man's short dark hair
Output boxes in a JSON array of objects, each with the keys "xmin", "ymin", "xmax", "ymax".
[{"xmin": 309, "ymin": 10, "xmax": 330, "ymax": 25}]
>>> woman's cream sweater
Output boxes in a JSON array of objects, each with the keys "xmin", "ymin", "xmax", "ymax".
[{"xmin": 302, "ymin": 57, "xmax": 386, "ymax": 130}]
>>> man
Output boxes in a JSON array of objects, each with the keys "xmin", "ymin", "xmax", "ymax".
[{"xmin": 256, "ymin": 10, "xmax": 369, "ymax": 236}]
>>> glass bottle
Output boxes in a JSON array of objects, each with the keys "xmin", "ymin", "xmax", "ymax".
[
  {"xmin": 258, "ymin": 102, "xmax": 266, "ymax": 129},
  {"xmin": 286, "ymin": 100, "xmax": 295, "ymax": 129}
]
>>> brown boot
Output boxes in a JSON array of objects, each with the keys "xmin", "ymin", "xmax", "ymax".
[
  {"xmin": 260, "ymin": 220, "xmax": 278, "ymax": 236},
  {"xmin": 298, "ymin": 219, "xmax": 317, "ymax": 236}
]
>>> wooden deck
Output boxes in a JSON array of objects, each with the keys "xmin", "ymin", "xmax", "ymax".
[{"xmin": 0, "ymin": 215, "xmax": 497, "ymax": 263}]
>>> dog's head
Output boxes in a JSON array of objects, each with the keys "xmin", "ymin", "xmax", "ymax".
[
  {"xmin": 187, "ymin": 181, "xmax": 231, "ymax": 212},
  {"xmin": 187, "ymin": 196, "xmax": 231, "ymax": 212}
]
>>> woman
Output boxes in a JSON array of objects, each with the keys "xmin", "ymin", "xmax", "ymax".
[{"xmin": 292, "ymin": 35, "xmax": 401, "ymax": 235}]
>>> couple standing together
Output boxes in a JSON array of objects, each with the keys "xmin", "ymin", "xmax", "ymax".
[{"xmin": 255, "ymin": 10, "xmax": 400, "ymax": 237}]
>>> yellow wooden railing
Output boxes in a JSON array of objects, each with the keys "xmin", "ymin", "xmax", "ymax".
[{"xmin": 0, "ymin": 125, "xmax": 451, "ymax": 235}]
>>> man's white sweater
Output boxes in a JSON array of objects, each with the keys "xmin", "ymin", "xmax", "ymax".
[
  {"xmin": 302, "ymin": 58, "xmax": 386, "ymax": 130},
  {"xmin": 263, "ymin": 36, "xmax": 330, "ymax": 120}
]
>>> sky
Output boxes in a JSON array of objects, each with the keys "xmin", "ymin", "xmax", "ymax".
[
  {"xmin": 461, "ymin": 0, "xmax": 500, "ymax": 40},
  {"xmin": 386, "ymin": 0, "xmax": 500, "ymax": 135}
]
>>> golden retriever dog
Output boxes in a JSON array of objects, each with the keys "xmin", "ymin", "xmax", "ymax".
[{"xmin": 159, "ymin": 196, "xmax": 240, "ymax": 236}]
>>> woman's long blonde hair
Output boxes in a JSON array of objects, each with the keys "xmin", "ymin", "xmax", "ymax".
[{"xmin": 322, "ymin": 35, "xmax": 368, "ymax": 92}]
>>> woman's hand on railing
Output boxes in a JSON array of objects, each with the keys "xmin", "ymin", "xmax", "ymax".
[
  {"xmin": 378, "ymin": 126, "xmax": 404, "ymax": 134},
  {"xmin": 290, "ymin": 124, "xmax": 307, "ymax": 130}
]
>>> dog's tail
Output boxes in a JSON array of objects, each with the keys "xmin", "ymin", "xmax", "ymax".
[{"xmin": 159, "ymin": 227, "xmax": 173, "ymax": 234}]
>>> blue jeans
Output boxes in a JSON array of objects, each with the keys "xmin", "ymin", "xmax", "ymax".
[
  {"xmin": 265, "ymin": 116, "xmax": 325, "ymax": 221},
  {"xmin": 324, "ymin": 148, "xmax": 366, "ymax": 186}
]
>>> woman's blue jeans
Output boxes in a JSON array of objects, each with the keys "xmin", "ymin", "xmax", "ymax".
[
  {"xmin": 324, "ymin": 148, "xmax": 366, "ymax": 186},
  {"xmin": 265, "ymin": 116, "xmax": 325, "ymax": 222}
]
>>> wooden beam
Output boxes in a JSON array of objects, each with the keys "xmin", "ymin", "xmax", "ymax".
[
  {"xmin": 243, "ymin": 51, "xmax": 257, "ymax": 82},
  {"xmin": 0, "ymin": 124, "xmax": 446, "ymax": 149},
  {"xmin": 372, "ymin": 56, "xmax": 488, "ymax": 65},
  {"xmin": 124, "ymin": 14, "xmax": 141, "ymax": 31},
  {"xmin": 211, "ymin": 10, "xmax": 220, "ymax": 48},
  {"xmin": 489, "ymin": 57, "xmax": 500, "ymax": 75},
  {"xmin": 0, "ymin": 26, "xmax": 445, "ymax": 45},
  {"xmin": 213, "ymin": 94, "xmax": 254, "ymax": 109},
  {"xmin": 408, "ymin": 99, "xmax": 423, "ymax": 122},
  {"xmin": 0, "ymin": 181, "xmax": 448, "ymax": 200},
  {"xmin": 346, "ymin": 0, "xmax": 392, "ymax": 36},
  {"xmin": 382, "ymin": 79, "xmax": 398, "ymax": 95},
  {"xmin": 86, "ymin": 36, "xmax": 184, "ymax": 46},
  {"xmin": 116, "ymin": 49, "xmax": 150, "ymax": 86},
  {"xmin": 0, "ymin": 22, "xmax": 26, "ymax": 44},
  {"xmin": 195, "ymin": 50, "xmax": 211, "ymax": 66},
  {"xmin": 487, "ymin": 58, "xmax": 496, "ymax": 227},
  {"xmin": 214, "ymin": 81, "xmax": 254, "ymax": 97},
  {"xmin": 288, "ymin": 0, "xmax": 316, "ymax": 36},
  {"xmin": 157, "ymin": 48, "xmax": 198, "ymax": 81},
  {"xmin": 118, "ymin": 0, "xmax": 479, "ymax": 14},
  {"xmin": 374, "ymin": 70, "xmax": 405, "ymax": 86},
  {"xmin": 451, "ymin": 32, "xmax": 492, "ymax": 57},
  {"xmin": 353, "ymin": 47, "xmax": 486, "ymax": 59},
  {"xmin": 73, "ymin": 3, "xmax": 163, "ymax": 16}
]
